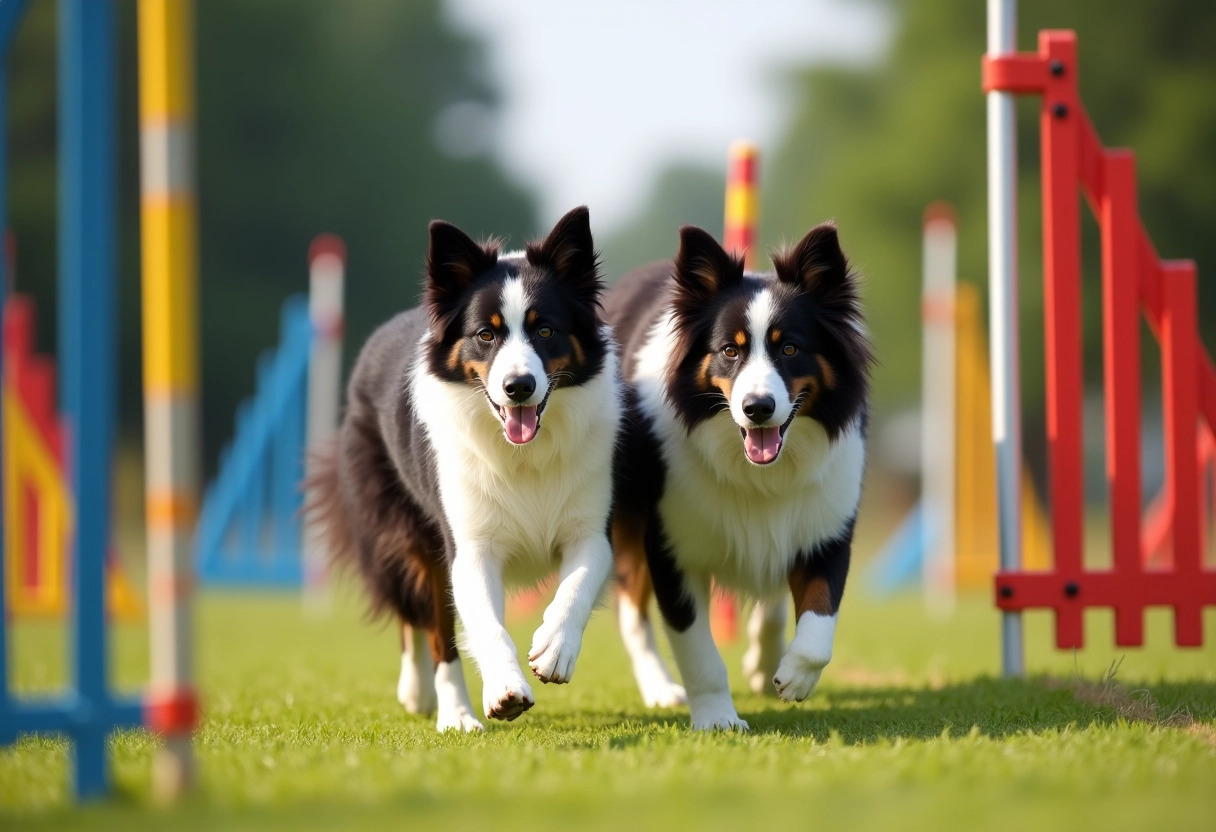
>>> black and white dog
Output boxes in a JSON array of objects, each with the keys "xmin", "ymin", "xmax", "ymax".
[
  {"xmin": 607, "ymin": 223, "xmax": 872, "ymax": 730},
  {"xmin": 308, "ymin": 207, "xmax": 620, "ymax": 732}
]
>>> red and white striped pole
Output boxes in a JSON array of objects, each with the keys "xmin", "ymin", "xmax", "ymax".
[
  {"xmin": 302, "ymin": 234, "xmax": 345, "ymax": 611},
  {"xmin": 712, "ymin": 141, "xmax": 761, "ymax": 644},
  {"xmin": 724, "ymin": 141, "xmax": 759, "ymax": 269}
]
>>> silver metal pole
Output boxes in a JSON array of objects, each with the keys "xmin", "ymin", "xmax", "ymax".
[{"xmin": 987, "ymin": 0, "xmax": 1024, "ymax": 677}]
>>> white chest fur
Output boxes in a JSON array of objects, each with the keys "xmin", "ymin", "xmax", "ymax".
[
  {"xmin": 633, "ymin": 314, "xmax": 865, "ymax": 598},
  {"xmin": 411, "ymin": 331, "xmax": 621, "ymax": 585}
]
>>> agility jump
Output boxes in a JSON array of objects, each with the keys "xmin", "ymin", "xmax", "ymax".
[{"xmin": 984, "ymin": 5, "xmax": 1216, "ymax": 671}]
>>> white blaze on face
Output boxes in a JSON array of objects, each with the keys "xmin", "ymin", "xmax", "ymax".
[
  {"xmin": 729, "ymin": 288, "xmax": 793, "ymax": 465},
  {"xmin": 487, "ymin": 277, "xmax": 548, "ymax": 444}
]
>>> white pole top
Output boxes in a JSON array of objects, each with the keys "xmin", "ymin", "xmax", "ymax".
[{"xmin": 309, "ymin": 234, "xmax": 345, "ymax": 334}]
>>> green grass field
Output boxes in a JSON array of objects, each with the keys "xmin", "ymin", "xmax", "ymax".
[{"xmin": 1, "ymin": 586, "xmax": 1214, "ymax": 831}]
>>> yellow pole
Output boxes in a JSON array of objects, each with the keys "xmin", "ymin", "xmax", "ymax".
[
  {"xmin": 138, "ymin": 0, "xmax": 198, "ymax": 800},
  {"xmin": 723, "ymin": 141, "xmax": 759, "ymax": 269}
]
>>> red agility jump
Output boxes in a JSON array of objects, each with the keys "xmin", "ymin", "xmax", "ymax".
[{"xmin": 984, "ymin": 30, "xmax": 1216, "ymax": 649}]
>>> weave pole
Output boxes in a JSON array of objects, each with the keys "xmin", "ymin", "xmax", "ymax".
[
  {"xmin": 59, "ymin": 0, "xmax": 118, "ymax": 797},
  {"xmin": 139, "ymin": 0, "xmax": 199, "ymax": 798},
  {"xmin": 920, "ymin": 203, "xmax": 958, "ymax": 614},
  {"xmin": 986, "ymin": 0, "xmax": 1025, "ymax": 677},
  {"xmin": 712, "ymin": 141, "xmax": 761, "ymax": 644},
  {"xmin": 724, "ymin": 141, "xmax": 759, "ymax": 269},
  {"xmin": 302, "ymin": 234, "xmax": 346, "ymax": 611}
]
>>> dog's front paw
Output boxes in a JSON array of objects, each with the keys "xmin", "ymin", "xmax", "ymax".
[
  {"xmin": 772, "ymin": 650, "xmax": 828, "ymax": 702},
  {"xmin": 528, "ymin": 621, "xmax": 582, "ymax": 684},
  {"xmin": 688, "ymin": 694, "xmax": 749, "ymax": 732},
  {"xmin": 773, "ymin": 613, "xmax": 835, "ymax": 702},
  {"xmin": 482, "ymin": 673, "xmax": 535, "ymax": 721}
]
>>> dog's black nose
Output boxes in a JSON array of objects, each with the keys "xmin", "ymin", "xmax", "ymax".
[
  {"xmin": 742, "ymin": 394, "xmax": 776, "ymax": 423},
  {"xmin": 503, "ymin": 373, "xmax": 536, "ymax": 403}
]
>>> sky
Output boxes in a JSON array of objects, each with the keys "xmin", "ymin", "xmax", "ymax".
[{"xmin": 443, "ymin": 0, "xmax": 892, "ymax": 234}]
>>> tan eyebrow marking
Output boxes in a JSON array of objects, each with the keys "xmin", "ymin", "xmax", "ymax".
[
  {"xmin": 697, "ymin": 354, "xmax": 712, "ymax": 389},
  {"xmin": 734, "ymin": 330, "xmax": 747, "ymax": 346},
  {"xmin": 569, "ymin": 334, "xmax": 586, "ymax": 365},
  {"xmin": 490, "ymin": 313, "xmax": 502, "ymax": 329},
  {"xmin": 816, "ymin": 354, "xmax": 836, "ymax": 390},
  {"xmin": 462, "ymin": 359, "xmax": 488, "ymax": 381}
]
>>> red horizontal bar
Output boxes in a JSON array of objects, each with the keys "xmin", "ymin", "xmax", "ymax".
[
  {"xmin": 982, "ymin": 54, "xmax": 1050, "ymax": 94},
  {"xmin": 996, "ymin": 570, "xmax": 1216, "ymax": 609}
]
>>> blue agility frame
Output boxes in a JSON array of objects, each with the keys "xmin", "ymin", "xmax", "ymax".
[
  {"xmin": 196, "ymin": 296, "xmax": 313, "ymax": 586},
  {"xmin": 0, "ymin": 0, "xmax": 144, "ymax": 801}
]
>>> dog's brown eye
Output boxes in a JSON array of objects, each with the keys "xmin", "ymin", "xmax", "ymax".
[
  {"xmin": 722, "ymin": 345, "xmax": 739, "ymax": 359},
  {"xmin": 538, "ymin": 326, "xmax": 553, "ymax": 339},
  {"xmin": 477, "ymin": 329, "xmax": 494, "ymax": 342},
  {"xmin": 782, "ymin": 343, "xmax": 798, "ymax": 356}
]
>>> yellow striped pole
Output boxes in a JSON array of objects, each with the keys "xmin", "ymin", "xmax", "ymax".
[
  {"xmin": 138, "ymin": 0, "xmax": 198, "ymax": 800},
  {"xmin": 711, "ymin": 141, "xmax": 761, "ymax": 645},
  {"xmin": 723, "ymin": 141, "xmax": 760, "ymax": 269}
]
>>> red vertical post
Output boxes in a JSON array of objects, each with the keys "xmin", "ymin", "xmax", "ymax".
[
  {"xmin": 1199, "ymin": 428, "xmax": 1213, "ymax": 566},
  {"xmin": 1161, "ymin": 261, "xmax": 1203, "ymax": 645},
  {"xmin": 1100, "ymin": 151, "xmax": 1144, "ymax": 646},
  {"xmin": 1039, "ymin": 32, "xmax": 1085, "ymax": 648}
]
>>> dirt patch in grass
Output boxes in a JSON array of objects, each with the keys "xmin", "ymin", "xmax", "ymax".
[{"xmin": 1049, "ymin": 658, "xmax": 1212, "ymax": 743}]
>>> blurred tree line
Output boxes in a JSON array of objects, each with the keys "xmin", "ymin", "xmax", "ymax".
[
  {"xmin": 609, "ymin": 0, "xmax": 1216, "ymax": 433},
  {"xmin": 6, "ymin": 0, "xmax": 536, "ymax": 472},
  {"xmin": 765, "ymin": 0, "xmax": 1216, "ymax": 423}
]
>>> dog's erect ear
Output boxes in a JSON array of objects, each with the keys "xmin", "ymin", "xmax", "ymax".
[
  {"xmin": 772, "ymin": 222, "xmax": 849, "ymax": 292},
  {"xmin": 673, "ymin": 225, "xmax": 744, "ymax": 304},
  {"xmin": 526, "ymin": 206, "xmax": 601, "ymax": 298},
  {"xmin": 773, "ymin": 221, "xmax": 871, "ymax": 379},
  {"xmin": 426, "ymin": 220, "xmax": 499, "ymax": 325}
]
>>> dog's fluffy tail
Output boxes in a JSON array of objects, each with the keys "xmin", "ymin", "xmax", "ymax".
[{"xmin": 302, "ymin": 437, "xmax": 358, "ymax": 575}]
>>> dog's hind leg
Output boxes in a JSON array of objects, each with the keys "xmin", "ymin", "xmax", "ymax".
[
  {"xmin": 612, "ymin": 514, "xmax": 685, "ymax": 707},
  {"xmin": 742, "ymin": 597, "xmax": 788, "ymax": 696},
  {"xmin": 397, "ymin": 621, "xmax": 437, "ymax": 714}
]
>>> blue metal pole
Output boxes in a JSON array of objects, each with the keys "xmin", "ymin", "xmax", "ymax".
[
  {"xmin": 0, "ymin": 0, "xmax": 35, "ymax": 733},
  {"xmin": 58, "ymin": 0, "xmax": 116, "ymax": 800}
]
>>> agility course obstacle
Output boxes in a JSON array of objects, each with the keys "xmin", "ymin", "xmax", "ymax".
[
  {"xmin": 2, "ymin": 293, "xmax": 141, "ymax": 620},
  {"xmin": 867, "ymin": 205, "xmax": 1051, "ymax": 604},
  {"xmin": 0, "ymin": 0, "xmax": 201, "ymax": 800},
  {"xmin": 709, "ymin": 140, "xmax": 761, "ymax": 645},
  {"xmin": 195, "ymin": 237, "xmax": 345, "ymax": 588},
  {"xmin": 139, "ymin": 0, "xmax": 202, "ymax": 795},
  {"xmin": 984, "ymin": 10, "xmax": 1216, "ymax": 670}
]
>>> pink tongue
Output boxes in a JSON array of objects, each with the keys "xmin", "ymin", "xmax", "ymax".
[
  {"xmin": 504, "ymin": 405, "xmax": 540, "ymax": 445},
  {"xmin": 744, "ymin": 426, "xmax": 781, "ymax": 464}
]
